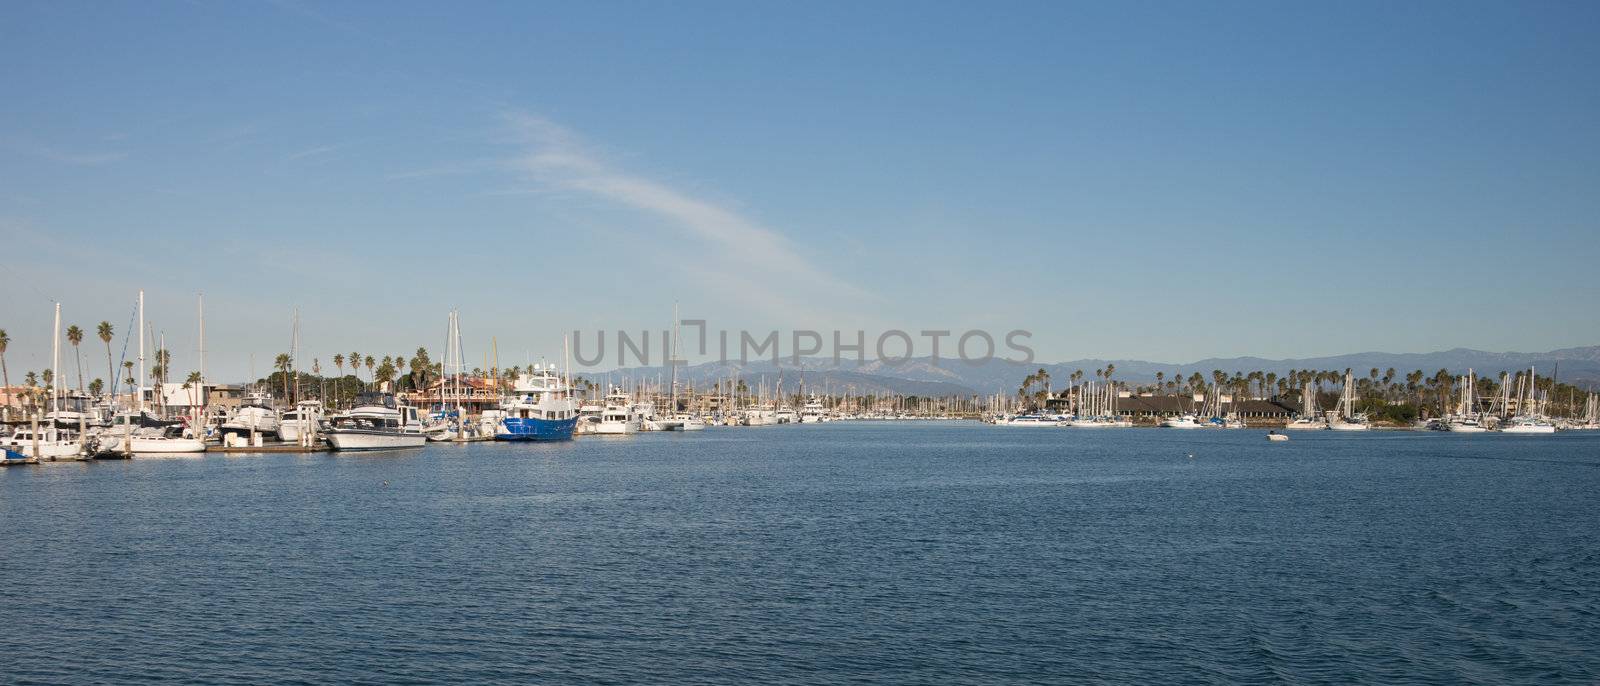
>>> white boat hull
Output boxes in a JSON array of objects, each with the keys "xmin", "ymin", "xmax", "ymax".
[
  {"xmin": 13, "ymin": 441, "xmax": 83, "ymax": 459},
  {"xmin": 1283, "ymin": 420, "xmax": 1326, "ymax": 431},
  {"xmin": 327, "ymin": 431, "xmax": 426, "ymax": 451},
  {"xmin": 1327, "ymin": 421, "xmax": 1371, "ymax": 431},
  {"xmin": 591, "ymin": 420, "xmax": 639, "ymax": 435},
  {"xmin": 99, "ymin": 435, "xmax": 208, "ymax": 454},
  {"xmin": 1501, "ymin": 425, "xmax": 1556, "ymax": 434},
  {"xmin": 278, "ymin": 420, "xmax": 314, "ymax": 443}
]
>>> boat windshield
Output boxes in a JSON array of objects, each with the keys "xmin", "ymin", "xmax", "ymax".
[{"xmin": 354, "ymin": 392, "xmax": 397, "ymax": 409}]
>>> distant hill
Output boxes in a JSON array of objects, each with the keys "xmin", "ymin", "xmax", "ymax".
[{"xmin": 596, "ymin": 346, "xmax": 1600, "ymax": 396}]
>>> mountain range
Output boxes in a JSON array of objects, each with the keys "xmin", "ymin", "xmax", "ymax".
[{"xmin": 594, "ymin": 346, "xmax": 1600, "ymax": 396}]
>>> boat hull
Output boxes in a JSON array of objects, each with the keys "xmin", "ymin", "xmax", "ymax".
[
  {"xmin": 1283, "ymin": 420, "xmax": 1326, "ymax": 431},
  {"xmin": 496, "ymin": 416, "xmax": 579, "ymax": 442},
  {"xmin": 1327, "ymin": 422, "xmax": 1371, "ymax": 431},
  {"xmin": 98, "ymin": 435, "xmax": 208, "ymax": 454},
  {"xmin": 326, "ymin": 430, "xmax": 426, "ymax": 451},
  {"xmin": 591, "ymin": 420, "xmax": 639, "ymax": 435}
]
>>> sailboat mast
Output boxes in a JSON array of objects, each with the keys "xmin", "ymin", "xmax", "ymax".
[
  {"xmin": 197, "ymin": 293, "xmax": 206, "ymax": 390},
  {"xmin": 670, "ymin": 303, "xmax": 679, "ymax": 414},
  {"xmin": 51, "ymin": 302, "xmax": 61, "ymax": 412},
  {"xmin": 137, "ymin": 290, "xmax": 145, "ymax": 415}
]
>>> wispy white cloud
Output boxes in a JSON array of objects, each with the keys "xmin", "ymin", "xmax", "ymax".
[
  {"xmin": 501, "ymin": 112, "xmax": 873, "ymax": 319},
  {"xmin": 384, "ymin": 158, "xmax": 503, "ymax": 180},
  {"xmin": 284, "ymin": 144, "xmax": 339, "ymax": 161},
  {"xmin": 0, "ymin": 137, "xmax": 126, "ymax": 166}
]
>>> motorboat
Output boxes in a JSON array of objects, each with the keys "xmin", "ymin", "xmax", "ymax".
[
  {"xmin": 219, "ymin": 391, "xmax": 281, "ymax": 443},
  {"xmin": 326, "ymin": 393, "xmax": 426, "ymax": 451},
  {"xmin": 1161, "ymin": 414, "xmax": 1204, "ymax": 429},
  {"xmin": 670, "ymin": 413, "xmax": 708, "ymax": 431},
  {"xmin": 592, "ymin": 386, "xmax": 640, "ymax": 435},
  {"xmin": 278, "ymin": 400, "xmax": 325, "ymax": 444},
  {"xmin": 1000, "ymin": 414, "xmax": 1061, "ymax": 427},
  {"xmin": 495, "ymin": 366, "xmax": 579, "ymax": 441},
  {"xmin": 799, "ymin": 397, "xmax": 829, "ymax": 423},
  {"xmin": 2, "ymin": 426, "xmax": 83, "ymax": 460}
]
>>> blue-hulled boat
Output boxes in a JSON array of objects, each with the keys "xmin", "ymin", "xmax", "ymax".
[{"xmin": 495, "ymin": 365, "xmax": 580, "ymax": 442}]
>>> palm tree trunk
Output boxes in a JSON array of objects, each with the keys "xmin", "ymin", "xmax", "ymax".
[
  {"xmin": 75, "ymin": 347, "xmax": 84, "ymax": 393},
  {"xmin": 1, "ymin": 353, "xmax": 10, "ymax": 410},
  {"xmin": 105, "ymin": 343, "xmax": 114, "ymax": 397}
]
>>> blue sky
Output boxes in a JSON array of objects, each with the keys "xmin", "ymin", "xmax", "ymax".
[{"xmin": 2, "ymin": 1, "xmax": 1597, "ymax": 382}]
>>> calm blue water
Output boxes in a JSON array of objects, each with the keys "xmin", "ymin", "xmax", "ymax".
[{"xmin": 2, "ymin": 424, "xmax": 1598, "ymax": 684}]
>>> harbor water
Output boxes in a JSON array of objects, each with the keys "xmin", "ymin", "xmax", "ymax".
[{"xmin": 2, "ymin": 424, "xmax": 1598, "ymax": 683}]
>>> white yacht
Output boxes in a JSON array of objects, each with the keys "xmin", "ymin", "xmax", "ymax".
[
  {"xmin": 278, "ymin": 400, "xmax": 325, "ymax": 444},
  {"xmin": 45, "ymin": 393, "xmax": 108, "ymax": 429},
  {"xmin": 592, "ymin": 386, "xmax": 641, "ymax": 435},
  {"xmin": 743, "ymin": 407, "xmax": 778, "ymax": 426},
  {"xmin": 219, "ymin": 391, "xmax": 281, "ymax": 443},
  {"xmin": 326, "ymin": 393, "xmax": 426, "ymax": 451},
  {"xmin": 1161, "ymin": 414, "xmax": 1205, "ymax": 429},
  {"xmin": 799, "ymin": 397, "xmax": 829, "ymax": 423},
  {"xmin": 1500, "ymin": 415, "xmax": 1556, "ymax": 434},
  {"xmin": 670, "ymin": 413, "xmax": 708, "ymax": 431},
  {"xmin": 3, "ymin": 426, "xmax": 83, "ymax": 460},
  {"xmin": 1000, "ymin": 414, "xmax": 1061, "ymax": 427}
]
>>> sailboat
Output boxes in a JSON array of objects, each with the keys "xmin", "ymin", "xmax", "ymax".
[
  {"xmin": 1326, "ymin": 371, "xmax": 1371, "ymax": 431},
  {"xmin": 12, "ymin": 304, "xmax": 84, "ymax": 459},
  {"xmin": 1443, "ymin": 370, "xmax": 1489, "ymax": 433},
  {"xmin": 1501, "ymin": 367, "xmax": 1557, "ymax": 434},
  {"xmin": 1284, "ymin": 380, "xmax": 1325, "ymax": 430}
]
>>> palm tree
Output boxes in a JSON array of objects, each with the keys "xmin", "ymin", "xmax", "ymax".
[
  {"xmin": 364, "ymin": 355, "xmax": 375, "ymax": 383},
  {"xmin": 66, "ymin": 324, "xmax": 85, "ymax": 392},
  {"xmin": 183, "ymin": 371, "xmax": 203, "ymax": 412},
  {"xmin": 333, "ymin": 353, "xmax": 345, "ymax": 378},
  {"xmin": 349, "ymin": 350, "xmax": 361, "ymax": 382},
  {"xmin": 274, "ymin": 353, "xmax": 292, "ymax": 403},
  {"xmin": 122, "ymin": 360, "xmax": 134, "ymax": 388},
  {"xmin": 394, "ymin": 357, "xmax": 406, "ymax": 391},
  {"xmin": 375, "ymin": 359, "xmax": 396, "ymax": 388},
  {"xmin": 97, "ymin": 321, "xmax": 114, "ymax": 395},
  {"xmin": 411, "ymin": 347, "xmax": 432, "ymax": 389},
  {"xmin": 0, "ymin": 328, "xmax": 10, "ymax": 411},
  {"xmin": 89, "ymin": 378, "xmax": 103, "ymax": 397}
]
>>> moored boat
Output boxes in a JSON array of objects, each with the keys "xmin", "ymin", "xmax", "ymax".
[
  {"xmin": 495, "ymin": 365, "xmax": 579, "ymax": 441},
  {"xmin": 326, "ymin": 393, "xmax": 426, "ymax": 451}
]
